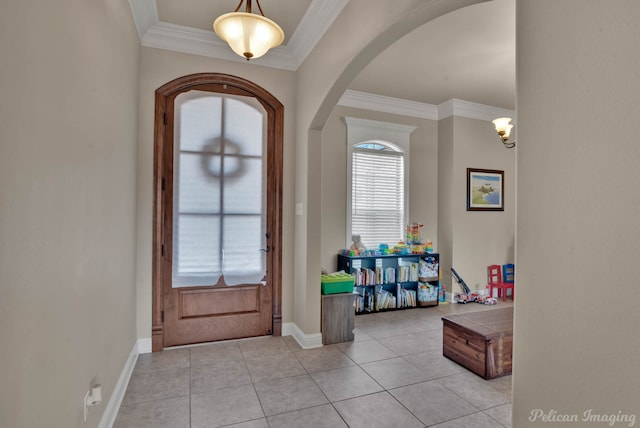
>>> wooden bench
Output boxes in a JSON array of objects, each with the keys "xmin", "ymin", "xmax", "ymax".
[{"xmin": 442, "ymin": 307, "xmax": 513, "ymax": 380}]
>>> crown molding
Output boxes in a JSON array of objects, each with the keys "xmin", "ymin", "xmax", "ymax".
[
  {"xmin": 343, "ymin": 116, "xmax": 417, "ymax": 135},
  {"xmin": 339, "ymin": 90, "xmax": 439, "ymax": 120},
  {"xmin": 128, "ymin": 0, "xmax": 158, "ymax": 42},
  {"xmin": 128, "ymin": 0, "xmax": 347, "ymax": 71},
  {"xmin": 287, "ymin": 0, "xmax": 350, "ymax": 68},
  {"xmin": 142, "ymin": 21, "xmax": 299, "ymax": 70},
  {"xmin": 338, "ymin": 90, "xmax": 515, "ymax": 122},
  {"xmin": 437, "ymin": 98, "xmax": 516, "ymax": 121}
]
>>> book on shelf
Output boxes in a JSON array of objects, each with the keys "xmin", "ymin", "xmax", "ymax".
[
  {"xmin": 352, "ymin": 266, "xmax": 399, "ymax": 286},
  {"xmin": 352, "ymin": 268, "xmax": 374, "ymax": 286},
  {"xmin": 384, "ymin": 267, "xmax": 395, "ymax": 283},
  {"xmin": 397, "ymin": 262, "xmax": 419, "ymax": 282},
  {"xmin": 354, "ymin": 285, "xmax": 374, "ymax": 312},
  {"xmin": 396, "ymin": 284, "xmax": 417, "ymax": 309},
  {"xmin": 375, "ymin": 289, "xmax": 396, "ymax": 310}
]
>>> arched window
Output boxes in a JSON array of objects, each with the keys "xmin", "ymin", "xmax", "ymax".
[
  {"xmin": 172, "ymin": 91, "xmax": 266, "ymax": 287},
  {"xmin": 351, "ymin": 141, "xmax": 405, "ymax": 248},
  {"xmin": 344, "ymin": 117, "xmax": 416, "ymax": 249}
]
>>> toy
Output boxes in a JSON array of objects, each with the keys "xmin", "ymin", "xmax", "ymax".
[
  {"xmin": 425, "ymin": 240, "xmax": 433, "ymax": 253},
  {"xmin": 405, "ymin": 223, "xmax": 423, "ymax": 245},
  {"xmin": 475, "ymin": 294, "xmax": 497, "ymax": 305},
  {"xmin": 393, "ymin": 242, "xmax": 410, "ymax": 254},
  {"xmin": 350, "ymin": 234, "xmax": 366, "ymax": 254},
  {"xmin": 451, "ymin": 267, "xmax": 475, "ymax": 303},
  {"xmin": 451, "ymin": 267, "xmax": 496, "ymax": 305}
]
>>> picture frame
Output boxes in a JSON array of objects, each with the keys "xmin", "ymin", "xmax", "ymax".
[{"xmin": 466, "ymin": 168, "xmax": 504, "ymax": 211}]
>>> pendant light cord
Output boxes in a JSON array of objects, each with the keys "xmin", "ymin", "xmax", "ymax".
[{"xmin": 233, "ymin": 0, "xmax": 266, "ymax": 16}]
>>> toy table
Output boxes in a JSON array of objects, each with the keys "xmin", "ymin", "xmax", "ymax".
[{"xmin": 442, "ymin": 307, "xmax": 513, "ymax": 380}]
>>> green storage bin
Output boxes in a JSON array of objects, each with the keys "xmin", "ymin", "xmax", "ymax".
[{"xmin": 321, "ymin": 273, "xmax": 355, "ymax": 294}]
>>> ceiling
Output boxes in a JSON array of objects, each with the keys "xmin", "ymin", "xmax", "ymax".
[{"xmin": 130, "ymin": 0, "xmax": 515, "ymax": 110}]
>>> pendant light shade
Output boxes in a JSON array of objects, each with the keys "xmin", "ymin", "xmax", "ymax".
[{"xmin": 214, "ymin": 1, "xmax": 284, "ymax": 61}]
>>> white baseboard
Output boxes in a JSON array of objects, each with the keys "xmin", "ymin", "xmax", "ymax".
[
  {"xmin": 133, "ymin": 327, "xmax": 323, "ymax": 352},
  {"xmin": 98, "ymin": 339, "xmax": 141, "ymax": 428},
  {"xmin": 137, "ymin": 337, "xmax": 152, "ymax": 354},
  {"xmin": 282, "ymin": 322, "xmax": 323, "ymax": 349}
]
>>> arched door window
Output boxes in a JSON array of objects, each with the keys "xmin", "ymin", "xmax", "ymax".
[{"xmin": 152, "ymin": 73, "xmax": 283, "ymax": 350}]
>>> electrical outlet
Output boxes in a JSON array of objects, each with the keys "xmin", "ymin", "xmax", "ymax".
[{"xmin": 83, "ymin": 384, "xmax": 102, "ymax": 423}]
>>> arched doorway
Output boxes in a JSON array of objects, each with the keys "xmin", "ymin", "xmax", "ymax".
[
  {"xmin": 152, "ymin": 73, "xmax": 283, "ymax": 351},
  {"xmin": 292, "ymin": 0, "xmax": 490, "ymax": 342}
]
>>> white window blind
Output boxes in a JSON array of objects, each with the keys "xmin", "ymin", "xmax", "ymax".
[
  {"xmin": 351, "ymin": 147, "xmax": 404, "ymax": 248},
  {"xmin": 172, "ymin": 91, "xmax": 266, "ymax": 287}
]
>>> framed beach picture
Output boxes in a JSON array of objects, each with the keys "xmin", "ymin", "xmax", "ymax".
[{"xmin": 466, "ymin": 168, "xmax": 504, "ymax": 211}]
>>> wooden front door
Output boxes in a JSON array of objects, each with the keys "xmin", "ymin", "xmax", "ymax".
[{"xmin": 152, "ymin": 74, "xmax": 283, "ymax": 351}]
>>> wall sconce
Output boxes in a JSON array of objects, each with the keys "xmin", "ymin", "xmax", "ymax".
[
  {"xmin": 492, "ymin": 117, "xmax": 516, "ymax": 148},
  {"xmin": 213, "ymin": 0, "xmax": 285, "ymax": 61}
]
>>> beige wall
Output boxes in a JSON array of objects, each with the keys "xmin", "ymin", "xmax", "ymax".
[
  {"xmin": 438, "ymin": 115, "xmax": 517, "ymax": 295},
  {"xmin": 409, "ymin": 115, "xmax": 440, "ymax": 249},
  {"xmin": 438, "ymin": 117, "xmax": 455, "ymax": 292},
  {"xmin": 448, "ymin": 116, "xmax": 516, "ymax": 292},
  {"xmin": 135, "ymin": 48, "xmax": 297, "ymax": 338},
  {"xmin": 513, "ymin": 1, "xmax": 640, "ymax": 425},
  {"xmin": 320, "ymin": 105, "xmax": 438, "ymax": 273},
  {"xmin": 0, "ymin": 1, "xmax": 140, "ymax": 427}
]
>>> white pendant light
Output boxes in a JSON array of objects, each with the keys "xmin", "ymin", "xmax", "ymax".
[{"xmin": 214, "ymin": 0, "xmax": 285, "ymax": 61}]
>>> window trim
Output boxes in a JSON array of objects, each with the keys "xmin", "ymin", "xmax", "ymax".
[{"xmin": 344, "ymin": 117, "xmax": 416, "ymax": 248}]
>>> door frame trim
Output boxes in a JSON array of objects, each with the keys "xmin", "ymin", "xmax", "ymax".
[{"xmin": 151, "ymin": 73, "xmax": 284, "ymax": 352}]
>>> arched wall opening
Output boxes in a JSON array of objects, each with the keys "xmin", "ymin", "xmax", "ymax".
[{"xmin": 292, "ymin": 0, "xmax": 492, "ymax": 340}]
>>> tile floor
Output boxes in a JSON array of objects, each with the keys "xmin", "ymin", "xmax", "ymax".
[{"xmin": 115, "ymin": 301, "xmax": 513, "ymax": 428}]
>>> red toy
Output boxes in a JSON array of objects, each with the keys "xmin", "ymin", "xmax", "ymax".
[{"xmin": 451, "ymin": 268, "xmax": 496, "ymax": 305}]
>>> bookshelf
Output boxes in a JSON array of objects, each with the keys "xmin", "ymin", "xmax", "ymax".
[{"xmin": 337, "ymin": 253, "xmax": 440, "ymax": 314}]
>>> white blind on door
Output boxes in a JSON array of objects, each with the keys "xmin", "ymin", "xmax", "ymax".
[
  {"xmin": 351, "ymin": 150, "xmax": 404, "ymax": 248},
  {"xmin": 172, "ymin": 91, "xmax": 266, "ymax": 287}
]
